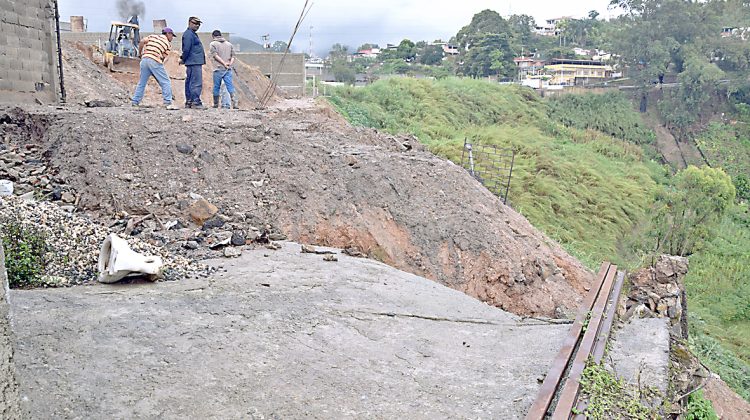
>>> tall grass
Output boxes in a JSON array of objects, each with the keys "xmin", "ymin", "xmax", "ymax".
[{"xmin": 328, "ymin": 78, "xmax": 658, "ymax": 268}]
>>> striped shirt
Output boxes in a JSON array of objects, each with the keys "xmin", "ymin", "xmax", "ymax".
[{"xmin": 141, "ymin": 35, "xmax": 171, "ymax": 63}]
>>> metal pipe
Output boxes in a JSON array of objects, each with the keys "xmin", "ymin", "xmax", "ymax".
[{"xmin": 54, "ymin": 0, "xmax": 66, "ymax": 103}]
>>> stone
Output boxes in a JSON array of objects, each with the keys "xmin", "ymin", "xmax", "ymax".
[
  {"xmin": 209, "ymin": 231, "xmax": 232, "ymax": 249},
  {"xmin": 223, "ymin": 247, "xmax": 242, "ymax": 258},
  {"xmin": 61, "ymin": 192, "xmax": 75, "ymax": 203},
  {"xmin": 188, "ymin": 198, "xmax": 219, "ymax": 225},
  {"xmin": 183, "ymin": 241, "xmax": 200, "ymax": 250},
  {"xmin": 121, "ymin": 173, "xmax": 134, "ymax": 182},
  {"xmin": 323, "ymin": 254, "xmax": 338, "ymax": 262},
  {"xmin": 198, "ymin": 151, "xmax": 215, "ymax": 163},
  {"xmin": 202, "ymin": 217, "xmax": 225, "ymax": 230},
  {"xmin": 269, "ymin": 233, "xmax": 287, "ymax": 241},
  {"xmin": 231, "ymin": 231, "xmax": 246, "ymax": 246},
  {"xmin": 301, "ymin": 244, "xmax": 317, "ymax": 254},
  {"xmin": 176, "ymin": 144, "xmax": 194, "ymax": 154}
]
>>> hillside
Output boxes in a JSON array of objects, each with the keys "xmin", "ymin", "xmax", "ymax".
[{"xmin": 327, "ymin": 78, "xmax": 750, "ymax": 402}]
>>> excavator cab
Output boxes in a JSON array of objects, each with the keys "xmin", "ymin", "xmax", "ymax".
[{"xmin": 103, "ymin": 16, "xmax": 141, "ymax": 73}]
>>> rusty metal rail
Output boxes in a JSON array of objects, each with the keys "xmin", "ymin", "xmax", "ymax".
[{"xmin": 525, "ymin": 262, "xmax": 625, "ymax": 420}]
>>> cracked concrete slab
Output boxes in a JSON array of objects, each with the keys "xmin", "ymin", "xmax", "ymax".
[
  {"xmin": 10, "ymin": 243, "xmax": 569, "ymax": 419},
  {"xmin": 608, "ymin": 317, "xmax": 670, "ymax": 394}
]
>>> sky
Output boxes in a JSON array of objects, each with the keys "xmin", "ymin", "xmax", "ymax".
[{"xmin": 59, "ymin": 0, "xmax": 618, "ymax": 56}]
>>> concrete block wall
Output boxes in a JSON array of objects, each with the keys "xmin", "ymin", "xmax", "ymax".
[
  {"xmin": 236, "ymin": 52, "xmax": 304, "ymax": 97},
  {"xmin": 0, "ymin": 0, "xmax": 61, "ymax": 103}
]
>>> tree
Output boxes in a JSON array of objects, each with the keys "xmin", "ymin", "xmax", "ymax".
[
  {"xmin": 397, "ymin": 39, "xmax": 417, "ymax": 61},
  {"xmin": 328, "ymin": 43, "xmax": 349, "ymax": 62},
  {"xmin": 455, "ymin": 9, "xmax": 511, "ymax": 50},
  {"xmin": 271, "ymin": 40, "xmax": 288, "ymax": 53},
  {"xmin": 420, "ymin": 44, "xmax": 444, "ymax": 65},
  {"xmin": 459, "ymin": 33, "xmax": 515, "ymax": 78},
  {"xmin": 653, "ymin": 166, "xmax": 736, "ymax": 256}
]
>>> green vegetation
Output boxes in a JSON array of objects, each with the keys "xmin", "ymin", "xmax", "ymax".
[
  {"xmin": 685, "ymin": 390, "xmax": 719, "ymax": 420},
  {"xmin": 0, "ymin": 214, "xmax": 47, "ymax": 288},
  {"xmin": 328, "ymin": 76, "xmax": 750, "ymax": 401},
  {"xmin": 578, "ymin": 361, "xmax": 662, "ymax": 419},
  {"xmin": 328, "ymin": 77, "xmax": 658, "ymax": 269}
]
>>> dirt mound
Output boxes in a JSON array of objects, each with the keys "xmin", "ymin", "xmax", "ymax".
[
  {"xmin": 61, "ymin": 42, "xmax": 281, "ymax": 108},
  {"xmin": 0, "ymin": 100, "xmax": 592, "ymax": 317}
]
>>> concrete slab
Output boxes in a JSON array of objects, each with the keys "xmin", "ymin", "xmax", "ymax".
[
  {"xmin": 10, "ymin": 243, "xmax": 568, "ymax": 419},
  {"xmin": 608, "ymin": 317, "xmax": 670, "ymax": 394}
]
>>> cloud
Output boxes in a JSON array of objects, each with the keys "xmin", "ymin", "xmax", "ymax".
[{"xmin": 58, "ymin": 0, "xmax": 616, "ymax": 55}]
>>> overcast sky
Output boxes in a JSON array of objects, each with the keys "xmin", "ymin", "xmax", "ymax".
[{"xmin": 59, "ymin": 0, "xmax": 617, "ymax": 55}]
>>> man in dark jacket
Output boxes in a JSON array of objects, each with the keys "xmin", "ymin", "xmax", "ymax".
[{"xmin": 181, "ymin": 16, "xmax": 206, "ymax": 109}]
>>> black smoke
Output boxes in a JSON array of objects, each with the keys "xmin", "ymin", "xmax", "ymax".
[{"xmin": 116, "ymin": 0, "xmax": 145, "ymax": 19}]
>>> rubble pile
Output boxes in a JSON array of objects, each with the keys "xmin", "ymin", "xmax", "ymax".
[
  {"xmin": 0, "ymin": 196, "xmax": 211, "ymax": 285},
  {"xmin": 623, "ymin": 255, "xmax": 689, "ymax": 338}
]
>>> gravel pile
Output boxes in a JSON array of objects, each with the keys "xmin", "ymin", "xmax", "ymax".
[{"xmin": 0, "ymin": 196, "xmax": 212, "ymax": 285}]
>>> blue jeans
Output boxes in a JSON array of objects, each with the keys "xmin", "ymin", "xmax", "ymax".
[
  {"xmin": 185, "ymin": 65, "xmax": 203, "ymax": 106},
  {"xmin": 212, "ymin": 69, "xmax": 236, "ymax": 96},
  {"xmin": 132, "ymin": 58, "xmax": 172, "ymax": 105}
]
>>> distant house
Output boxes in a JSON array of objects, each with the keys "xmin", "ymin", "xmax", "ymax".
[
  {"xmin": 534, "ymin": 17, "xmax": 572, "ymax": 37},
  {"xmin": 514, "ymin": 57, "xmax": 546, "ymax": 81},
  {"xmin": 544, "ymin": 58, "xmax": 613, "ymax": 85},
  {"xmin": 354, "ymin": 48, "xmax": 381, "ymax": 59},
  {"xmin": 721, "ymin": 26, "xmax": 750, "ymax": 40},
  {"xmin": 441, "ymin": 44, "xmax": 459, "ymax": 56}
]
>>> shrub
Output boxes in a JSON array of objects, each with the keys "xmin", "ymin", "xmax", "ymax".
[
  {"xmin": 0, "ymin": 214, "xmax": 47, "ymax": 288},
  {"xmin": 685, "ymin": 391, "xmax": 719, "ymax": 420}
]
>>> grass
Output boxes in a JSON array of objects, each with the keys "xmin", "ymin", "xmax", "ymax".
[
  {"xmin": 327, "ymin": 77, "xmax": 750, "ymax": 400},
  {"xmin": 328, "ymin": 78, "xmax": 659, "ymax": 269}
]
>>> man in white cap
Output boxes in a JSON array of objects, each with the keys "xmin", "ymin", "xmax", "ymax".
[{"xmin": 131, "ymin": 27, "xmax": 178, "ymax": 109}]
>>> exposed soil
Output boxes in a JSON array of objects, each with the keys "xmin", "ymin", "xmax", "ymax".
[
  {"xmin": 0, "ymin": 45, "xmax": 594, "ymax": 318},
  {"xmin": 703, "ymin": 376, "xmax": 750, "ymax": 419}
]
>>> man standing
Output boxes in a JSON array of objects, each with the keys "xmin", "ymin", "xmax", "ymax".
[
  {"xmin": 181, "ymin": 16, "xmax": 206, "ymax": 109},
  {"xmin": 131, "ymin": 27, "xmax": 178, "ymax": 109},
  {"xmin": 209, "ymin": 30, "xmax": 238, "ymax": 109}
]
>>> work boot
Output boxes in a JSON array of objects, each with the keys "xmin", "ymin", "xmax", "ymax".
[
  {"xmin": 165, "ymin": 103, "xmax": 180, "ymax": 110},
  {"xmin": 192, "ymin": 103, "xmax": 206, "ymax": 110},
  {"xmin": 230, "ymin": 93, "xmax": 239, "ymax": 110},
  {"xmin": 213, "ymin": 96, "xmax": 220, "ymax": 109}
]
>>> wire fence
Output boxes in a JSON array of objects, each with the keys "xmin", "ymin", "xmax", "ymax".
[{"xmin": 459, "ymin": 138, "xmax": 515, "ymax": 205}]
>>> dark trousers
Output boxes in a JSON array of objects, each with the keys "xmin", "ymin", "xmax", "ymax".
[{"xmin": 185, "ymin": 65, "xmax": 203, "ymax": 106}]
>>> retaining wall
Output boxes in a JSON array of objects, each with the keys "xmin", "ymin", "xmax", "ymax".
[
  {"xmin": 236, "ymin": 52, "xmax": 305, "ymax": 97},
  {"xmin": 0, "ymin": 0, "xmax": 61, "ymax": 104}
]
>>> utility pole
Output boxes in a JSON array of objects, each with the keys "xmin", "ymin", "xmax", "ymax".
[{"xmin": 309, "ymin": 25, "xmax": 314, "ymax": 58}]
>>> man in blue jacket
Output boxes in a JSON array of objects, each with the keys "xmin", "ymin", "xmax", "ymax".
[{"xmin": 180, "ymin": 16, "xmax": 206, "ymax": 109}]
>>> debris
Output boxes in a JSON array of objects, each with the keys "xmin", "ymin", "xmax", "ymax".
[
  {"xmin": 223, "ymin": 247, "xmax": 242, "ymax": 258},
  {"xmin": 84, "ymin": 99, "xmax": 116, "ymax": 108},
  {"xmin": 0, "ymin": 179, "xmax": 14, "ymax": 196},
  {"xmin": 265, "ymin": 242, "xmax": 282, "ymax": 250},
  {"xmin": 323, "ymin": 254, "xmax": 338, "ymax": 262},
  {"xmin": 183, "ymin": 240, "xmax": 199, "ymax": 250},
  {"xmin": 97, "ymin": 233, "xmax": 164, "ymax": 283},
  {"xmin": 301, "ymin": 244, "xmax": 336, "ymax": 255},
  {"xmin": 188, "ymin": 198, "xmax": 219, "ymax": 225},
  {"xmin": 343, "ymin": 247, "xmax": 365, "ymax": 258},
  {"xmin": 231, "ymin": 230, "xmax": 246, "ymax": 246},
  {"xmin": 176, "ymin": 144, "xmax": 194, "ymax": 154},
  {"xmin": 208, "ymin": 231, "xmax": 233, "ymax": 249}
]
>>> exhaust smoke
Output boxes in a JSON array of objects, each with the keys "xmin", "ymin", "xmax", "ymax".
[{"xmin": 116, "ymin": 0, "xmax": 145, "ymax": 20}]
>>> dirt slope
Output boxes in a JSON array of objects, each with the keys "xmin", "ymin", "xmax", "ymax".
[{"xmin": 1, "ymin": 99, "xmax": 591, "ymax": 317}]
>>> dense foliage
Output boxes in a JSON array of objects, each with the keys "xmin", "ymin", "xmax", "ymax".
[{"xmin": 0, "ymin": 214, "xmax": 47, "ymax": 288}]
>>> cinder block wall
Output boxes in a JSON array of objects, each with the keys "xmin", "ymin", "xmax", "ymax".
[
  {"xmin": 236, "ymin": 53, "xmax": 305, "ymax": 97},
  {"xmin": 0, "ymin": 0, "xmax": 61, "ymax": 104}
]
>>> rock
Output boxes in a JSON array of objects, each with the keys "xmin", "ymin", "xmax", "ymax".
[
  {"xmin": 50, "ymin": 186, "xmax": 62, "ymax": 201},
  {"xmin": 202, "ymin": 216, "xmax": 225, "ymax": 230},
  {"xmin": 61, "ymin": 192, "xmax": 75, "ymax": 203},
  {"xmin": 251, "ymin": 180, "xmax": 264, "ymax": 188},
  {"xmin": 223, "ymin": 247, "xmax": 242, "ymax": 258},
  {"xmin": 176, "ymin": 144, "xmax": 194, "ymax": 154},
  {"xmin": 343, "ymin": 247, "xmax": 365, "ymax": 258},
  {"xmin": 198, "ymin": 151, "xmax": 215, "ymax": 163},
  {"xmin": 323, "ymin": 254, "xmax": 338, "ymax": 262},
  {"xmin": 84, "ymin": 99, "xmax": 116, "ymax": 108},
  {"xmin": 189, "ymin": 192, "xmax": 204, "ymax": 200},
  {"xmin": 265, "ymin": 242, "xmax": 282, "ymax": 250},
  {"xmin": 268, "ymin": 232, "xmax": 287, "ymax": 241},
  {"xmin": 183, "ymin": 241, "xmax": 199, "ymax": 250},
  {"xmin": 301, "ymin": 244, "xmax": 317, "ymax": 254},
  {"xmin": 182, "ymin": 115, "xmax": 193, "ymax": 122},
  {"xmin": 121, "ymin": 173, "xmax": 134, "ymax": 182},
  {"xmin": 231, "ymin": 230, "xmax": 246, "ymax": 246},
  {"xmin": 188, "ymin": 198, "xmax": 219, "ymax": 225},
  {"xmin": 209, "ymin": 231, "xmax": 232, "ymax": 249}
]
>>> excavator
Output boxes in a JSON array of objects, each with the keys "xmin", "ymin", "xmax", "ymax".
[{"xmin": 103, "ymin": 15, "xmax": 141, "ymax": 73}]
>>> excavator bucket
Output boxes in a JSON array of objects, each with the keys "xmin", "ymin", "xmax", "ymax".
[{"xmin": 104, "ymin": 52, "xmax": 141, "ymax": 74}]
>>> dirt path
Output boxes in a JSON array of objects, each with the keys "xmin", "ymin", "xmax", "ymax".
[{"xmin": 10, "ymin": 244, "xmax": 568, "ymax": 419}]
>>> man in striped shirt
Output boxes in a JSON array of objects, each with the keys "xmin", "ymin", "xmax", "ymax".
[{"xmin": 131, "ymin": 27, "xmax": 179, "ymax": 109}]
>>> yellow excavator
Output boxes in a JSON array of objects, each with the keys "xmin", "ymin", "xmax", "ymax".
[{"xmin": 103, "ymin": 16, "xmax": 141, "ymax": 73}]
